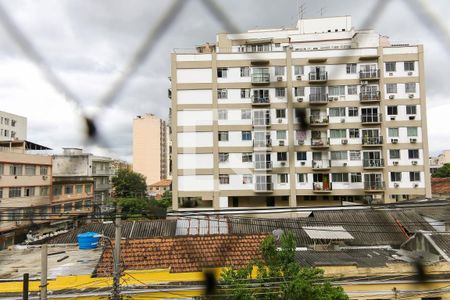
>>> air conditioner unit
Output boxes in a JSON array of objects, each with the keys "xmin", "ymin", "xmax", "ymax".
[
  {"xmin": 297, "ymin": 140, "xmax": 304, "ymax": 145},
  {"xmin": 390, "ymin": 116, "xmax": 396, "ymax": 121},
  {"xmin": 297, "ymin": 97, "xmax": 304, "ymax": 102},
  {"xmin": 408, "ymin": 94, "xmax": 414, "ymax": 99},
  {"xmin": 341, "ymin": 139, "xmax": 348, "ymax": 145},
  {"xmin": 42, "ymin": 175, "xmax": 47, "ymax": 180},
  {"xmin": 333, "ymin": 97, "xmax": 339, "ymax": 101},
  {"xmin": 394, "ymin": 183, "xmax": 399, "ymax": 188},
  {"xmin": 413, "ymin": 183, "xmax": 419, "ymax": 188},
  {"xmin": 408, "ymin": 71, "xmax": 413, "ymax": 76},
  {"xmin": 391, "ymin": 139, "xmax": 398, "ymax": 144},
  {"xmin": 389, "ymin": 72, "xmax": 394, "ymax": 76},
  {"xmin": 410, "ymin": 138, "xmax": 417, "ymax": 143},
  {"xmin": 361, "ymin": 80, "xmax": 368, "ymax": 85},
  {"xmin": 343, "ymin": 162, "xmax": 347, "ymax": 166},
  {"xmin": 279, "ymin": 140, "xmax": 285, "ymax": 146},
  {"xmin": 389, "ymin": 95, "xmax": 395, "ymax": 99},
  {"xmin": 277, "ymin": 76, "xmax": 283, "ymax": 81},
  {"xmin": 278, "ymin": 118, "xmax": 283, "ymax": 123},
  {"xmin": 296, "ymin": 75, "xmax": 302, "ymax": 80},
  {"xmin": 280, "ymin": 161, "xmax": 286, "ymax": 166},
  {"xmin": 340, "ymin": 118, "xmax": 345, "ymax": 123},
  {"xmin": 409, "ymin": 115, "xmax": 416, "ymax": 120},
  {"xmin": 412, "ymin": 161, "xmax": 418, "ymax": 165},
  {"xmin": 301, "ymin": 161, "xmax": 306, "ymax": 166},
  {"xmin": 393, "ymin": 161, "xmax": 399, "ymax": 166}
]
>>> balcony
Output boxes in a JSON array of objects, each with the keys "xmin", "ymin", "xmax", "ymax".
[
  {"xmin": 313, "ymin": 182, "xmax": 333, "ymax": 192},
  {"xmin": 359, "ymin": 69, "xmax": 380, "ymax": 80},
  {"xmin": 310, "ymin": 137, "xmax": 329, "ymax": 149},
  {"xmin": 360, "ymin": 91, "xmax": 380, "ymax": 102},
  {"xmin": 308, "ymin": 72, "xmax": 328, "ymax": 82},
  {"xmin": 362, "ymin": 136, "xmax": 383, "ymax": 146},
  {"xmin": 254, "ymin": 161, "xmax": 273, "ymax": 171},
  {"xmin": 253, "ymin": 139, "xmax": 272, "ymax": 149},
  {"xmin": 255, "ymin": 182, "xmax": 273, "ymax": 193},
  {"xmin": 253, "ymin": 117, "xmax": 271, "ymax": 127},
  {"xmin": 361, "ymin": 113, "xmax": 382, "ymax": 124},
  {"xmin": 252, "ymin": 96, "xmax": 270, "ymax": 105},
  {"xmin": 363, "ymin": 159, "xmax": 384, "ymax": 169},
  {"xmin": 251, "ymin": 73, "xmax": 270, "ymax": 85},
  {"xmin": 309, "ymin": 94, "xmax": 328, "ymax": 104},
  {"xmin": 312, "ymin": 160, "xmax": 331, "ymax": 170},
  {"xmin": 310, "ymin": 116, "xmax": 329, "ymax": 126},
  {"xmin": 364, "ymin": 181, "xmax": 384, "ymax": 192}
]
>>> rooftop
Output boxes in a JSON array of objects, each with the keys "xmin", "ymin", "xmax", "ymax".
[{"xmin": 149, "ymin": 179, "xmax": 172, "ymax": 188}]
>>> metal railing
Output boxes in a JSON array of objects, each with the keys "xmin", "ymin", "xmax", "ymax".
[
  {"xmin": 309, "ymin": 94, "xmax": 328, "ymax": 104},
  {"xmin": 254, "ymin": 161, "xmax": 272, "ymax": 170},
  {"xmin": 255, "ymin": 182, "xmax": 273, "ymax": 192},
  {"xmin": 310, "ymin": 115, "xmax": 329, "ymax": 125},
  {"xmin": 359, "ymin": 69, "xmax": 380, "ymax": 79},
  {"xmin": 252, "ymin": 96, "xmax": 270, "ymax": 105},
  {"xmin": 252, "ymin": 118, "xmax": 271, "ymax": 126},
  {"xmin": 360, "ymin": 91, "xmax": 380, "ymax": 101},
  {"xmin": 308, "ymin": 72, "xmax": 328, "ymax": 81},
  {"xmin": 313, "ymin": 182, "xmax": 333, "ymax": 191},
  {"xmin": 361, "ymin": 113, "xmax": 382, "ymax": 123},
  {"xmin": 311, "ymin": 137, "xmax": 329, "ymax": 147},
  {"xmin": 312, "ymin": 159, "xmax": 331, "ymax": 169},
  {"xmin": 251, "ymin": 73, "xmax": 270, "ymax": 84},
  {"xmin": 363, "ymin": 158, "xmax": 385, "ymax": 168},
  {"xmin": 253, "ymin": 139, "xmax": 272, "ymax": 148},
  {"xmin": 362, "ymin": 136, "xmax": 383, "ymax": 145},
  {"xmin": 364, "ymin": 181, "xmax": 385, "ymax": 190}
]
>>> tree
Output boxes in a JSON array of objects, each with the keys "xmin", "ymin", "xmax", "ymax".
[
  {"xmin": 213, "ymin": 231, "xmax": 348, "ymax": 300},
  {"xmin": 112, "ymin": 169, "xmax": 147, "ymax": 198},
  {"xmin": 433, "ymin": 163, "xmax": 450, "ymax": 178}
]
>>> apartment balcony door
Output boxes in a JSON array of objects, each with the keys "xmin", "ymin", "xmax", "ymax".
[
  {"xmin": 364, "ymin": 173, "xmax": 382, "ymax": 184},
  {"xmin": 310, "ymin": 86, "xmax": 326, "ymax": 97},
  {"xmin": 361, "ymin": 64, "xmax": 377, "ymax": 73}
]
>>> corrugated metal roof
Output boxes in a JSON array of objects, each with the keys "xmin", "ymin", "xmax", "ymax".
[{"xmin": 303, "ymin": 226, "xmax": 354, "ymax": 240}]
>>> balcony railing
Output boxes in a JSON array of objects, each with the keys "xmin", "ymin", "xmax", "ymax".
[
  {"xmin": 312, "ymin": 160, "xmax": 331, "ymax": 169},
  {"xmin": 253, "ymin": 118, "xmax": 271, "ymax": 127},
  {"xmin": 254, "ymin": 161, "xmax": 272, "ymax": 170},
  {"xmin": 313, "ymin": 182, "xmax": 333, "ymax": 192},
  {"xmin": 359, "ymin": 69, "xmax": 380, "ymax": 79},
  {"xmin": 364, "ymin": 181, "xmax": 385, "ymax": 190},
  {"xmin": 311, "ymin": 137, "xmax": 329, "ymax": 148},
  {"xmin": 310, "ymin": 116, "xmax": 329, "ymax": 126},
  {"xmin": 251, "ymin": 73, "xmax": 270, "ymax": 84},
  {"xmin": 361, "ymin": 113, "xmax": 382, "ymax": 124},
  {"xmin": 253, "ymin": 139, "xmax": 272, "ymax": 148},
  {"xmin": 309, "ymin": 94, "xmax": 328, "ymax": 104},
  {"xmin": 363, "ymin": 158, "xmax": 385, "ymax": 168},
  {"xmin": 309, "ymin": 72, "xmax": 328, "ymax": 81},
  {"xmin": 362, "ymin": 136, "xmax": 383, "ymax": 146},
  {"xmin": 252, "ymin": 96, "xmax": 270, "ymax": 105},
  {"xmin": 255, "ymin": 182, "xmax": 273, "ymax": 192},
  {"xmin": 360, "ymin": 91, "xmax": 380, "ymax": 102}
]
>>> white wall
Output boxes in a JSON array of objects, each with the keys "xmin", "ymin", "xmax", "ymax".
[
  {"xmin": 177, "ymin": 69, "xmax": 212, "ymax": 83},
  {"xmin": 218, "ymin": 131, "xmax": 252, "ymax": 147},
  {"xmin": 177, "ymin": 110, "xmax": 213, "ymax": 126},
  {"xmin": 178, "ymin": 154, "xmax": 213, "ymax": 169},
  {"xmin": 178, "ymin": 175, "xmax": 214, "ymax": 191},
  {"xmin": 178, "ymin": 132, "xmax": 213, "ymax": 148},
  {"xmin": 177, "ymin": 90, "xmax": 212, "ymax": 104}
]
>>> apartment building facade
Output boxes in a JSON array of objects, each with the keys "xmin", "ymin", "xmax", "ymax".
[
  {"xmin": 133, "ymin": 114, "xmax": 170, "ymax": 188},
  {"xmin": 0, "ymin": 111, "xmax": 27, "ymax": 141},
  {"xmin": 170, "ymin": 16, "xmax": 431, "ymax": 210}
]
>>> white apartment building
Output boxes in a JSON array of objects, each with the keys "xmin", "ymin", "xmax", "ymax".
[
  {"xmin": 0, "ymin": 111, "xmax": 27, "ymax": 141},
  {"xmin": 170, "ymin": 16, "xmax": 431, "ymax": 210}
]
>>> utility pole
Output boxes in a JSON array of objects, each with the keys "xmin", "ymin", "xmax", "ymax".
[
  {"xmin": 23, "ymin": 273, "xmax": 29, "ymax": 300},
  {"xmin": 112, "ymin": 206, "xmax": 121, "ymax": 300},
  {"xmin": 40, "ymin": 245, "xmax": 47, "ymax": 300}
]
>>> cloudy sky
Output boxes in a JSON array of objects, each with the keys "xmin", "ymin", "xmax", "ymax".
[{"xmin": 0, "ymin": 0, "xmax": 449, "ymax": 161}]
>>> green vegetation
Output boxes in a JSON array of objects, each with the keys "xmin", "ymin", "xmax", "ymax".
[
  {"xmin": 111, "ymin": 169, "xmax": 147, "ymax": 198},
  {"xmin": 433, "ymin": 163, "xmax": 450, "ymax": 178}
]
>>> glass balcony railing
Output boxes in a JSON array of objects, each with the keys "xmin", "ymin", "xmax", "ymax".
[
  {"xmin": 253, "ymin": 139, "xmax": 272, "ymax": 148},
  {"xmin": 360, "ymin": 91, "xmax": 380, "ymax": 101},
  {"xmin": 252, "ymin": 96, "xmax": 270, "ymax": 105},
  {"xmin": 310, "ymin": 116, "xmax": 329, "ymax": 126},
  {"xmin": 255, "ymin": 182, "xmax": 273, "ymax": 192},
  {"xmin": 363, "ymin": 159, "xmax": 384, "ymax": 168},
  {"xmin": 309, "ymin": 72, "xmax": 328, "ymax": 81},
  {"xmin": 362, "ymin": 136, "xmax": 383, "ymax": 146},
  {"xmin": 359, "ymin": 69, "xmax": 380, "ymax": 79},
  {"xmin": 311, "ymin": 137, "xmax": 329, "ymax": 148},
  {"xmin": 251, "ymin": 73, "xmax": 270, "ymax": 84},
  {"xmin": 361, "ymin": 113, "xmax": 382, "ymax": 124},
  {"xmin": 309, "ymin": 94, "xmax": 328, "ymax": 104},
  {"xmin": 313, "ymin": 182, "xmax": 332, "ymax": 192},
  {"xmin": 254, "ymin": 161, "xmax": 272, "ymax": 170},
  {"xmin": 364, "ymin": 181, "xmax": 384, "ymax": 190},
  {"xmin": 312, "ymin": 160, "xmax": 331, "ymax": 169}
]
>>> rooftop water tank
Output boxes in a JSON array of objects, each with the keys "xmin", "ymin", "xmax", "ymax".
[{"xmin": 77, "ymin": 232, "xmax": 100, "ymax": 250}]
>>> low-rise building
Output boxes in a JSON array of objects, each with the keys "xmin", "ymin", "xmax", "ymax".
[
  {"xmin": 0, "ymin": 110, "xmax": 27, "ymax": 141},
  {"xmin": 149, "ymin": 179, "xmax": 172, "ymax": 199}
]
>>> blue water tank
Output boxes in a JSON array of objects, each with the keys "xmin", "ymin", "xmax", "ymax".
[{"xmin": 77, "ymin": 232, "xmax": 100, "ymax": 250}]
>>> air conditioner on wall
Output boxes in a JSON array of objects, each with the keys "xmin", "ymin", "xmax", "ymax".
[
  {"xmin": 280, "ymin": 161, "xmax": 286, "ymax": 166},
  {"xmin": 394, "ymin": 183, "xmax": 399, "ymax": 188},
  {"xmin": 412, "ymin": 161, "xmax": 418, "ymax": 165},
  {"xmin": 410, "ymin": 138, "xmax": 417, "ymax": 143},
  {"xmin": 278, "ymin": 118, "xmax": 283, "ymax": 123},
  {"xmin": 277, "ymin": 76, "xmax": 283, "ymax": 81},
  {"xmin": 297, "ymin": 140, "xmax": 304, "ymax": 145},
  {"xmin": 296, "ymin": 75, "xmax": 302, "ymax": 80},
  {"xmin": 414, "ymin": 183, "xmax": 419, "ymax": 188},
  {"xmin": 279, "ymin": 140, "xmax": 285, "ymax": 146},
  {"xmin": 389, "ymin": 95, "xmax": 395, "ymax": 99},
  {"xmin": 301, "ymin": 161, "xmax": 306, "ymax": 166},
  {"xmin": 408, "ymin": 71, "xmax": 413, "ymax": 76},
  {"xmin": 409, "ymin": 115, "xmax": 416, "ymax": 120},
  {"xmin": 393, "ymin": 161, "xmax": 399, "ymax": 166},
  {"xmin": 340, "ymin": 118, "xmax": 345, "ymax": 123},
  {"xmin": 341, "ymin": 139, "xmax": 348, "ymax": 145},
  {"xmin": 297, "ymin": 97, "xmax": 304, "ymax": 102},
  {"xmin": 361, "ymin": 80, "xmax": 368, "ymax": 85},
  {"xmin": 391, "ymin": 139, "xmax": 398, "ymax": 144},
  {"xmin": 389, "ymin": 72, "xmax": 394, "ymax": 76},
  {"xmin": 409, "ymin": 94, "xmax": 414, "ymax": 98}
]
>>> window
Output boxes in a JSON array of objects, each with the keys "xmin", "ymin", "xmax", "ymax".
[
  {"xmin": 407, "ymin": 127, "xmax": 418, "ymax": 137},
  {"xmin": 219, "ymin": 153, "xmax": 229, "ymax": 162},
  {"xmin": 240, "ymin": 67, "xmax": 250, "ymax": 77},
  {"xmin": 218, "ymin": 131, "xmax": 229, "ymax": 141},
  {"xmin": 241, "ymin": 131, "xmax": 252, "ymax": 141},
  {"xmin": 391, "ymin": 172, "xmax": 402, "ymax": 182},
  {"xmin": 276, "ymin": 130, "xmax": 287, "ymax": 140},
  {"xmin": 52, "ymin": 205, "xmax": 61, "ymax": 213},
  {"xmin": 385, "ymin": 62, "xmax": 396, "ymax": 72},
  {"xmin": 53, "ymin": 185, "xmax": 62, "ymax": 196},
  {"xmin": 297, "ymin": 152, "xmax": 307, "ymax": 161},
  {"xmin": 219, "ymin": 174, "xmax": 229, "ymax": 184},
  {"xmin": 10, "ymin": 164, "xmax": 23, "ymax": 176},
  {"xmin": 277, "ymin": 152, "xmax": 287, "ymax": 161},
  {"xmin": 24, "ymin": 165, "xmax": 35, "ymax": 176},
  {"xmin": 242, "ymin": 153, "xmax": 252, "ymax": 162},
  {"xmin": 330, "ymin": 129, "xmax": 346, "ymax": 138},
  {"xmin": 390, "ymin": 150, "xmax": 400, "ymax": 159},
  {"xmin": 217, "ymin": 89, "xmax": 228, "ymax": 99},
  {"xmin": 217, "ymin": 67, "xmax": 228, "ymax": 78},
  {"xmin": 0, "ymin": 164, "xmax": 3, "ymax": 175},
  {"xmin": 275, "ymin": 88, "xmax": 285, "ymax": 97},
  {"xmin": 218, "ymin": 110, "xmax": 228, "ymax": 120},
  {"xmin": 349, "ymin": 150, "xmax": 361, "ymax": 161},
  {"xmin": 274, "ymin": 66, "xmax": 285, "ymax": 76},
  {"xmin": 404, "ymin": 61, "xmax": 415, "ymax": 71},
  {"xmin": 350, "ymin": 173, "xmax": 362, "ymax": 183},
  {"xmin": 4, "ymin": 118, "xmax": 9, "ymax": 125},
  {"xmin": 294, "ymin": 87, "xmax": 305, "ymax": 97},
  {"xmin": 276, "ymin": 109, "xmax": 286, "ymax": 118},
  {"xmin": 332, "ymin": 173, "xmax": 349, "ymax": 182},
  {"xmin": 348, "ymin": 107, "xmax": 359, "ymax": 117},
  {"xmin": 85, "ymin": 184, "xmax": 92, "ymax": 193},
  {"xmin": 349, "ymin": 128, "xmax": 360, "ymax": 138},
  {"xmin": 297, "ymin": 174, "xmax": 308, "ymax": 183},
  {"xmin": 331, "ymin": 151, "xmax": 348, "ymax": 160},
  {"xmin": 241, "ymin": 109, "xmax": 251, "ymax": 119},
  {"xmin": 347, "ymin": 85, "xmax": 357, "ymax": 95},
  {"xmin": 64, "ymin": 185, "xmax": 73, "ymax": 195},
  {"xmin": 408, "ymin": 149, "xmax": 420, "ymax": 159},
  {"xmin": 405, "ymin": 82, "xmax": 416, "ymax": 93},
  {"xmin": 40, "ymin": 166, "xmax": 48, "ymax": 175},
  {"xmin": 386, "ymin": 83, "xmax": 397, "ymax": 94},
  {"xmin": 387, "ymin": 106, "xmax": 398, "ymax": 115},
  {"xmin": 11, "ymin": 119, "xmax": 16, "ymax": 127},
  {"xmin": 346, "ymin": 63, "xmax": 357, "ymax": 74},
  {"xmin": 40, "ymin": 186, "xmax": 49, "ymax": 196},
  {"xmin": 294, "ymin": 65, "xmax": 304, "ymax": 75},
  {"xmin": 85, "ymin": 200, "xmax": 92, "ymax": 208},
  {"xmin": 329, "ymin": 107, "xmax": 346, "ymax": 117},
  {"xmin": 388, "ymin": 128, "xmax": 399, "ymax": 137},
  {"xmin": 242, "ymin": 174, "xmax": 253, "ymax": 184},
  {"xmin": 9, "ymin": 187, "xmax": 21, "ymax": 198},
  {"xmin": 24, "ymin": 187, "xmax": 35, "ymax": 197},
  {"xmin": 406, "ymin": 105, "xmax": 417, "ymax": 115},
  {"xmin": 241, "ymin": 88, "xmax": 250, "ymax": 98},
  {"xmin": 279, "ymin": 174, "xmax": 289, "ymax": 183},
  {"xmin": 75, "ymin": 201, "xmax": 83, "ymax": 210},
  {"xmin": 410, "ymin": 172, "xmax": 421, "ymax": 181},
  {"xmin": 64, "ymin": 203, "xmax": 72, "ymax": 212},
  {"xmin": 328, "ymin": 85, "xmax": 345, "ymax": 96}
]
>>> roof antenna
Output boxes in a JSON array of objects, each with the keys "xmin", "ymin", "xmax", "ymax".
[
  {"xmin": 298, "ymin": 1, "xmax": 306, "ymax": 19},
  {"xmin": 320, "ymin": 7, "xmax": 326, "ymax": 17}
]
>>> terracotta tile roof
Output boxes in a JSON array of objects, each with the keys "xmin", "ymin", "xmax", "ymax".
[
  {"xmin": 94, "ymin": 234, "xmax": 267, "ymax": 276},
  {"xmin": 432, "ymin": 177, "xmax": 450, "ymax": 195},
  {"xmin": 149, "ymin": 179, "xmax": 172, "ymax": 188}
]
